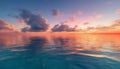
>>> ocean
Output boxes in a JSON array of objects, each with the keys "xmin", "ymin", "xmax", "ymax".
[{"xmin": 0, "ymin": 33, "xmax": 120, "ymax": 69}]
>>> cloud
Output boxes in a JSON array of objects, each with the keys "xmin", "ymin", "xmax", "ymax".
[
  {"xmin": 18, "ymin": 19, "xmax": 25, "ymax": 24},
  {"xmin": 52, "ymin": 9, "xmax": 62, "ymax": 17},
  {"xmin": 76, "ymin": 11, "xmax": 82, "ymax": 16},
  {"xmin": 22, "ymin": 15, "xmax": 120, "ymax": 33},
  {"xmin": 88, "ymin": 13, "xmax": 103, "ymax": 20},
  {"xmin": 110, "ymin": 19, "xmax": 120, "ymax": 29},
  {"xmin": 69, "ymin": 16, "xmax": 76, "ymax": 22},
  {"xmin": 85, "ymin": 26, "xmax": 110, "ymax": 33},
  {"xmin": 116, "ymin": 8, "xmax": 120, "ymax": 14},
  {"xmin": 68, "ymin": 11, "xmax": 82, "ymax": 22},
  {"xmin": 22, "ymin": 26, "xmax": 30, "ymax": 32},
  {"xmin": 51, "ymin": 23, "xmax": 77, "ymax": 32},
  {"xmin": 19, "ymin": 9, "xmax": 49, "ymax": 32},
  {"xmin": 84, "ymin": 19, "xmax": 120, "ymax": 33},
  {"xmin": 0, "ymin": 19, "xmax": 16, "ymax": 32},
  {"xmin": 83, "ymin": 22, "xmax": 90, "ymax": 25},
  {"xmin": 60, "ymin": 20, "xmax": 68, "ymax": 24}
]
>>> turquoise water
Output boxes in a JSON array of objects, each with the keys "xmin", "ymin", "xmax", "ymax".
[{"xmin": 0, "ymin": 33, "xmax": 120, "ymax": 69}]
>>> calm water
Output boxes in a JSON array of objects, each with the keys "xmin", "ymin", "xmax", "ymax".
[{"xmin": 0, "ymin": 33, "xmax": 120, "ymax": 69}]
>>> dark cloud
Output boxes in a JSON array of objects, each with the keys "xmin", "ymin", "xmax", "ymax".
[
  {"xmin": 19, "ymin": 9, "xmax": 49, "ymax": 32},
  {"xmin": 52, "ymin": 9, "xmax": 62, "ymax": 17},
  {"xmin": 51, "ymin": 23, "xmax": 77, "ymax": 32},
  {"xmin": 0, "ymin": 19, "xmax": 16, "ymax": 32}
]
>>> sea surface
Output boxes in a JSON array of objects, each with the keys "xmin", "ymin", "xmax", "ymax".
[{"xmin": 0, "ymin": 33, "xmax": 120, "ymax": 69}]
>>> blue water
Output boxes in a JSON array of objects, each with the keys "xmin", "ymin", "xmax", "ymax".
[{"xmin": 0, "ymin": 33, "xmax": 120, "ymax": 69}]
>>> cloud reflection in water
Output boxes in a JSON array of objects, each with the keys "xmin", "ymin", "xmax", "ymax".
[{"xmin": 0, "ymin": 33, "xmax": 120, "ymax": 69}]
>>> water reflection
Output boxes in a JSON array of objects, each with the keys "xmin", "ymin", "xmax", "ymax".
[
  {"xmin": 51, "ymin": 34, "xmax": 120, "ymax": 51},
  {"xmin": 0, "ymin": 33, "xmax": 30, "ymax": 49},
  {"xmin": 26, "ymin": 37, "xmax": 48, "ymax": 54},
  {"xmin": 0, "ymin": 33, "xmax": 120, "ymax": 69}
]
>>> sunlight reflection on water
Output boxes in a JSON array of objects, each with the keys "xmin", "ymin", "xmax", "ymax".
[{"xmin": 0, "ymin": 33, "xmax": 120, "ymax": 69}]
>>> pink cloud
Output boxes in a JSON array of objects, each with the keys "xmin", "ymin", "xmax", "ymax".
[
  {"xmin": 0, "ymin": 19, "xmax": 17, "ymax": 32},
  {"xmin": 76, "ymin": 11, "xmax": 82, "ymax": 16},
  {"xmin": 83, "ymin": 22, "xmax": 90, "ymax": 25},
  {"xmin": 69, "ymin": 16, "xmax": 76, "ymax": 22},
  {"xmin": 61, "ymin": 20, "xmax": 68, "ymax": 23},
  {"xmin": 88, "ymin": 13, "xmax": 103, "ymax": 20},
  {"xmin": 116, "ymin": 8, "xmax": 120, "ymax": 14}
]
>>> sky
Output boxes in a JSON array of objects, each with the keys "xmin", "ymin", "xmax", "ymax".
[{"xmin": 0, "ymin": 0, "xmax": 120, "ymax": 33}]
